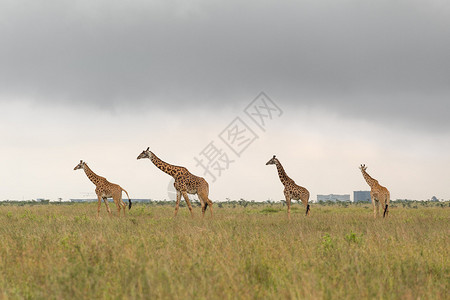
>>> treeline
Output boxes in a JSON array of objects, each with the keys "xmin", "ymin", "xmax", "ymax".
[{"xmin": 0, "ymin": 199, "xmax": 448, "ymax": 208}]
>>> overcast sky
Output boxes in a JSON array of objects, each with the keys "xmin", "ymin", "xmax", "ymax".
[{"xmin": 1, "ymin": 0, "xmax": 449, "ymax": 203}]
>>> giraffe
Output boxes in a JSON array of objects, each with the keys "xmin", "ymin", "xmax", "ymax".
[
  {"xmin": 359, "ymin": 164, "xmax": 390, "ymax": 218},
  {"xmin": 266, "ymin": 155, "xmax": 310, "ymax": 218},
  {"xmin": 137, "ymin": 147, "xmax": 213, "ymax": 218},
  {"xmin": 74, "ymin": 160, "xmax": 132, "ymax": 217}
]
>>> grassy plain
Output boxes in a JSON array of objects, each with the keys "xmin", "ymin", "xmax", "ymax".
[{"xmin": 0, "ymin": 202, "xmax": 448, "ymax": 299}]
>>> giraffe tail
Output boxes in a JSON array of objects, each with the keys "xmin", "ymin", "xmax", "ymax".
[
  {"xmin": 204, "ymin": 198, "xmax": 214, "ymax": 209},
  {"xmin": 305, "ymin": 204, "xmax": 310, "ymax": 216},
  {"xmin": 122, "ymin": 188, "xmax": 132, "ymax": 210},
  {"xmin": 383, "ymin": 204, "xmax": 388, "ymax": 218}
]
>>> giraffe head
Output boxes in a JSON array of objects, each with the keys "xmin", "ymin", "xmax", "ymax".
[
  {"xmin": 266, "ymin": 155, "xmax": 278, "ymax": 165},
  {"xmin": 137, "ymin": 147, "xmax": 151, "ymax": 160},
  {"xmin": 359, "ymin": 164, "xmax": 367, "ymax": 172},
  {"xmin": 74, "ymin": 160, "xmax": 85, "ymax": 170}
]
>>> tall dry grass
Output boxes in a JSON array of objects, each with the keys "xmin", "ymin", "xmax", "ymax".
[{"xmin": 0, "ymin": 203, "xmax": 448, "ymax": 299}]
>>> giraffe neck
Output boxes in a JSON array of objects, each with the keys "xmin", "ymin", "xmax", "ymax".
[
  {"xmin": 83, "ymin": 164, "xmax": 102, "ymax": 186},
  {"xmin": 274, "ymin": 160, "xmax": 291, "ymax": 186},
  {"xmin": 361, "ymin": 170, "xmax": 377, "ymax": 188},
  {"xmin": 149, "ymin": 151, "xmax": 180, "ymax": 177}
]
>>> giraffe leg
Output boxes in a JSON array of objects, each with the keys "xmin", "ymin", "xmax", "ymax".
[
  {"xmin": 383, "ymin": 203, "xmax": 388, "ymax": 218},
  {"xmin": 371, "ymin": 195, "xmax": 377, "ymax": 218},
  {"xmin": 198, "ymin": 191, "xmax": 213, "ymax": 218},
  {"xmin": 375, "ymin": 198, "xmax": 380, "ymax": 218},
  {"xmin": 198, "ymin": 194, "xmax": 207, "ymax": 218},
  {"xmin": 200, "ymin": 183, "xmax": 213, "ymax": 217},
  {"xmin": 208, "ymin": 198, "xmax": 213, "ymax": 217},
  {"xmin": 103, "ymin": 197, "xmax": 112, "ymax": 215},
  {"xmin": 174, "ymin": 190, "xmax": 181, "ymax": 217},
  {"xmin": 284, "ymin": 195, "xmax": 291, "ymax": 220},
  {"xmin": 117, "ymin": 193, "xmax": 126, "ymax": 217},
  {"xmin": 97, "ymin": 195, "xmax": 102, "ymax": 217},
  {"xmin": 111, "ymin": 192, "xmax": 120, "ymax": 217},
  {"xmin": 383, "ymin": 194, "xmax": 389, "ymax": 218},
  {"xmin": 204, "ymin": 189, "xmax": 214, "ymax": 217},
  {"xmin": 203, "ymin": 201, "xmax": 208, "ymax": 217},
  {"xmin": 300, "ymin": 196, "xmax": 310, "ymax": 216},
  {"xmin": 121, "ymin": 193, "xmax": 127, "ymax": 215},
  {"xmin": 121, "ymin": 200, "xmax": 127, "ymax": 217},
  {"xmin": 203, "ymin": 196, "xmax": 213, "ymax": 217},
  {"xmin": 114, "ymin": 195, "xmax": 121, "ymax": 217},
  {"xmin": 182, "ymin": 191, "xmax": 194, "ymax": 218}
]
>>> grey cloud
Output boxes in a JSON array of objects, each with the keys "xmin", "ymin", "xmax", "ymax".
[{"xmin": 1, "ymin": 0, "xmax": 449, "ymax": 130}]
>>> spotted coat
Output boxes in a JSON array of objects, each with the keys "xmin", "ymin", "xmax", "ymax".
[
  {"xmin": 74, "ymin": 161, "xmax": 131, "ymax": 217},
  {"xmin": 266, "ymin": 155, "xmax": 310, "ymax": 218},
  {"xmin": 360, "ymin": 164, "xmax": 390, "ymax": 218},
  {"xmin": 137, "ymin": 148, "xmax": 213, "ymax": 217}
]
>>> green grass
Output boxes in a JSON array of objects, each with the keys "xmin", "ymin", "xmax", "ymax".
[{"xmin": 0, "ymin": 203, "xmax": 448, "ymax": 299}]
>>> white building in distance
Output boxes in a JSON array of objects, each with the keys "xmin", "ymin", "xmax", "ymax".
[
  {"xmin": 317, "ymin": 194, "xmax": 350, "ymax": 202},
  {"xmin": 354, "ymin": 191, "xmax": 371, "ymax": 202}
]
